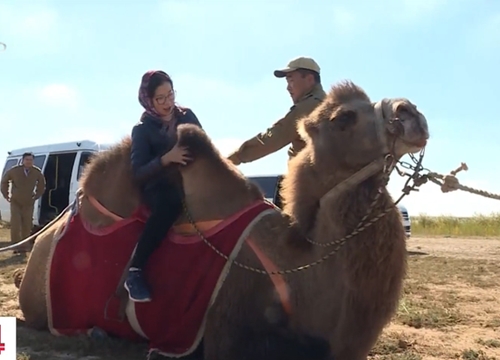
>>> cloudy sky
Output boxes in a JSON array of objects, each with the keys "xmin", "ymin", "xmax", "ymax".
[{"xmin": 1, "ymin": 0, "xmax": 499, "ymax": 216}]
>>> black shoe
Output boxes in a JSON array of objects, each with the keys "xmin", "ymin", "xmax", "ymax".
[{"xmin": 124, "ymin": 269, "xmax": 152, "ymax": 302}]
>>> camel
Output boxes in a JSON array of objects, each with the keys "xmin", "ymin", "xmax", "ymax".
[{"xmin": 15, "ymin": 80, "xmax": 429, "ymax": 360}]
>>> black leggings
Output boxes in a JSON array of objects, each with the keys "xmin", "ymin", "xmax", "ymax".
[{"xmin": 130, "ymin": 181, "xmax": 183, "ymax": 269}]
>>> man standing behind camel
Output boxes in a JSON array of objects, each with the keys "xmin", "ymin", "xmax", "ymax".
[
  {"xmin": 227, "ymin": 56, "xmax": 326, "ymax": 165},
  {"xmin": 1, "ymin": 152, "xmax": 46, "ymax": 253}
]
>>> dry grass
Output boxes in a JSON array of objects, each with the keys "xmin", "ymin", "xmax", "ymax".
[
  {"xmin": 1, "ymin": 226, "xmax": 500, "ymax": 359},
  {"xmin": 369, "ymin": 254, "xmax": 500, "ymax": 360},
  {"xmin": 412, "ymin": 214, "xmax": 500, "ymax": 237}
]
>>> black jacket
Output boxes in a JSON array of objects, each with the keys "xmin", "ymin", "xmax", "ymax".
[{"xmin": 130, "ymin": 108, "xmax": 202, "ymax": 190}]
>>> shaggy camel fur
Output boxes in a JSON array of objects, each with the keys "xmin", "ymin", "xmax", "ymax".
[
  {"xmin": 279, "ymin": 82, "xmax": 429, "ymax": 359},
  {"xmin": 16, "ymin": 80, "xmax": 429, "ymax": 360}
]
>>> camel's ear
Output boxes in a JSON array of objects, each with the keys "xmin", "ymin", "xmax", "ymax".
[{"xmin": 332, "ymin": 109, "xmax": 357, "ymax": 131}]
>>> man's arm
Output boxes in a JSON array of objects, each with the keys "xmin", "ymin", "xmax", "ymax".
[
  {"xmin": 1, "ymin": 169, "xmax": 12, "ymax": 200},
  {"xmin": 227, "ymin": 96, "xmax": 320, "ymax": 165},
  {"xmin": 227, "ymin": 115, "xmax": 295, "ymax": 165},
  {"xmin": 34, "ymin": 169, "xmax": 46, "ymax": 200}
]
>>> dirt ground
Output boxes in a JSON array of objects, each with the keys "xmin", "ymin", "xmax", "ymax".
[
  {"xmin": 371, "ymin": 236, "xmax": 500, "ymax": 360},
  {"xmin": 0, "ymin": 227, "xmax": 499, "ymax": 360},
  {"xmin": 408, "ymin": 236, "xmax": 500, "ymax": 261}
]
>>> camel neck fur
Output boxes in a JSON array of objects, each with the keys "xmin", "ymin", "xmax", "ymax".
[
  {"xmin": 317, "ymin": 174, "xmax": 389, "ymax": 231},
  {"xmin": 282, "ymin": 149, "xmax": 388, "ymax": 245}
]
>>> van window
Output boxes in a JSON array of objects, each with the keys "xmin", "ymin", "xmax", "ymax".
[
  {"xmin": 34, "ymin": 155, "xmax": 46, "ymax": 170},
  {"xmin": 77, "ymin": 151, "xmax": 94, "ymax": 180},
  {"xmin": 2, "ymin": 159, "xmax": 19, "ymax": 177},
  {"xmin": 248, "ymin": 176, "xmax": 279, "ymax": 199}
]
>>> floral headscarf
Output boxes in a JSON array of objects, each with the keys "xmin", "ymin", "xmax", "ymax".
[{"xmin": 138, "ymin": 70, "xmax": 172, "ymax": 120}]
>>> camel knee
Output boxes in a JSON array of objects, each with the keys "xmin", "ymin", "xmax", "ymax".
[
  {"xmin": 331, "ymin": 317, "xmax": 386, "ymax": 360},
  {"xmin": 20, "ymin": 292, "xmax": 48, "ymax": 330},
  {"xmin": 19, "ymin": 284, "xmax": 48, "ymax": 331},
  {"xmin": 23, "ymin": 315, "xmax": 48, "ymax": 331},
  {"xmin": 204, "ymin": 324, "xmax": 331, "ymax": 360}
]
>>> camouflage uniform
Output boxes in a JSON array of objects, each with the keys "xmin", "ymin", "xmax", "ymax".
[
  {"xmin": 227, "ymin": 57, "xmax": 326, "ymax": 164},
  {"xmin": 1, "ymin": 165, "xmax": 46, "ymax": 247}
]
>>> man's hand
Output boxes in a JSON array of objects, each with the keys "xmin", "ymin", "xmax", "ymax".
[
  {"xmin": 4, "ymin": 196, "xmax": 10, "ymax": 202},
  {"xmin": 227, "ymin": 152, "xmax": 241, "ymax": 165}
]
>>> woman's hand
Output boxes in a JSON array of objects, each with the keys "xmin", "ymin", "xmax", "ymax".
[{"xmin": 161, "ymin": 143, "xmax": 191, "ymax": 166}]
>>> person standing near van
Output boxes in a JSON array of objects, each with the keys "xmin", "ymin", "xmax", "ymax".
[{"xmin": 1, "ymin": 152, "xmax": 46, "ymax": 253}]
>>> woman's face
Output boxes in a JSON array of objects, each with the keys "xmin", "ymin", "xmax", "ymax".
[{"xmin": 152, "ymin": 81, "xmax": 175, "ymax": 117}]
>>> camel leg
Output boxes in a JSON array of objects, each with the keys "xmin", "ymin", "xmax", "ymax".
[
  {"xmin": 19, "ymin": 215, "xmax": 67, "ymax": 330},
  {"xmin": 202, "ymin": 282, "xmax": 330, "ymax": 360},
  {"xmin": 330, "ymin": 306, "xmax": 389, "ymax": 360},
  {"xmin": 203, "ymin": 317, "xmax": 331, "ymax": 360}
]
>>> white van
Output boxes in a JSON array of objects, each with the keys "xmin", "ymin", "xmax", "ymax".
[{"xmin": 0, "ymin": 140, "xmax": 112, "ymax": 230}]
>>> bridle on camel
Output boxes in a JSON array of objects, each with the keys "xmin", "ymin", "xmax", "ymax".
[{"xmin": 181, "ymin": 104, "xmax": 428, "ymax": 276}]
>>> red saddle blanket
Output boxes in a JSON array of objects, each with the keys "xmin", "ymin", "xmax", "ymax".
[{"xmin": 46, "ymin": 200, "xmax": 274, "ymax": 356}]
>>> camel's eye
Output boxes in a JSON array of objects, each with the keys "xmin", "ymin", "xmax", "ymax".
[{"xmin": 334, "ymin": 110, "xmax": 357, "ymax": 131}]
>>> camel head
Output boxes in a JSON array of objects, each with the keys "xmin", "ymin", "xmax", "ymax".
[
  {"xmin": 297, "ymin": 82, "xmax": 430, "ymax": 173},
  {"xmin": 374, "ymin": 98, "xmax": 429, "ymax": 158},
  {"xmin": 298, "ymin": 81, "xmax": 389, "ymax": 170}
]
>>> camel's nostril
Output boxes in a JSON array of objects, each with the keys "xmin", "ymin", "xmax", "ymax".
[
  {"xmin": 418, "ymin": 117, "xmax": 429, "ymax": 135},
  {"xmin": 417, "ymin": 124, "xmax": 429, "ymax": 139}
]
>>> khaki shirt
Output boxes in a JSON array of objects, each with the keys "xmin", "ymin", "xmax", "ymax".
[
  {"xmin": 228, "ymin": 84, "xmax": 326, "ymax": 164},
  {"xmin": 1, "ymin": 165, "xmax": 46, "ymax": 204}
]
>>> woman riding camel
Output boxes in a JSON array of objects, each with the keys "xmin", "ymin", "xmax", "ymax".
[{"xmin": 125, "ymin": 70, "xmax": 202, "ymax": 302}]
